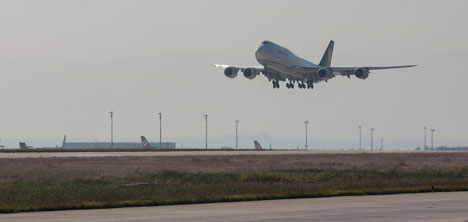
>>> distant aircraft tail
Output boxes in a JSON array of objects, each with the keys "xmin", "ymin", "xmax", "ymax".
[
  {"xmin": 254, "ymin": 140, "xmax": 263, "ymax": 150},
  {"xmin": 19, "ymin": 142, "xmax": 32, "ymax": 149},
  {"xmin": 141, "ymin": 136, "xmax": 152, "ymax": 149},
  {"xmin": 62, "ymin": 135, "xmax": 67, "ymax": 149},
  {"xmin": 319, "ymin": 40, "xmax": 334, "ymax": 67}
]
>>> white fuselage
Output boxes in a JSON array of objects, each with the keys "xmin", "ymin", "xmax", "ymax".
[{"xmin": 255, "ymin": 41, "xmax": 320, "ymax": 80}]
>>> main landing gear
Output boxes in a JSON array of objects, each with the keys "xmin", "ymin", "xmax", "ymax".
[
  {"xmin": 273, "ymin": 80, "xmax": 314, "ymax": 89},
  {"xmin": 286, "ymin": 81, "xmax": 295, "ymax": 89},
  {"xmin": 306, "ymin": 80, "xmax": 314, "ymax": 89},
  {"xmin": 272, "ymin": 80, "xmax": 280, "ymax": 88},
  {"xmin": 286, "ymin": 80, "xmax": 313, "ymax": 89}
]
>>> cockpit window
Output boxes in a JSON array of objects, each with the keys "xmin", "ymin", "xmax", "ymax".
[{"xmin": 262, "ymin": 41, "xmax": 272, "ymax": 45}]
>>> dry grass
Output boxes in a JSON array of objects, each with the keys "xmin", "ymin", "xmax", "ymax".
[
  {"xmin": 1, "ymin": 152, "xmax": 468, "ymax": 213},
  {"xmin": 1, "ymin": 152, "xmax": 467, "ymax": 182}
]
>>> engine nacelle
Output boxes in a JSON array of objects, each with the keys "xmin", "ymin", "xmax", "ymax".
[
  {"xmin": 243, "ymin": 68, "xmax": 258, "ymax": 80},
  {"xmin": 354, "ymin": 68, "xmax": 369, "ymax": 79},
  {"xmin": 317, "ymin": 68, "xmax": 332, "ymax": 79},
  {"xmin": 224, "ymin": 67, "xmax": 239, "ymax": 78}
]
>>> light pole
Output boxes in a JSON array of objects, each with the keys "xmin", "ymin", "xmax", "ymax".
[
  {"xmin": 305, "ymin": 120, "xmax": 309, "ymax": 150},
  {"xmin": 158, "ymin": 112, "xmax": 162, "ymax": 149},
  {"xmin": 358, "ymin": 126, "xmax": 362, "ymax": 151},
  {"xmin": 370, "ymin": 128, "xmax": 375, "ymax": 151},
  {"xmin": 380, "ymin": 138, "xmax": 384, "ymax": 151},
  {"xmin": 109, "ymin": 111, "xmax": 114, "ymax": 149},
  {"xmin": 235, "ymin": 120, "xmax": 239, "ymax": 149},
  {"xmin": 423, "ymin": 126, "xmax": 427, "ymax": 150},
  {"xmin": 204, "ymin": 114, "xmax": 208, "ymax": 149},
  {"xmin": 431, "ymin": 129, "xmax": 435, "ymax": 150}
]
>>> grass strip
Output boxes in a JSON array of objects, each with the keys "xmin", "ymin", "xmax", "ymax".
[{"xmin": 1, "ymin": 167, "xmax": 468, "ymax": 213}]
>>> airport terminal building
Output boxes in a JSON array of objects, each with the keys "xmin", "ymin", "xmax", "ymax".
[{"xmin": 63, "ymin": 142, "xmax": 176, "ymax": 149}]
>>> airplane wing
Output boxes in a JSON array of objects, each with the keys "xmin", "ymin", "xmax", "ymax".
[
  {"xmin": 295, "ymin": 65, "xmax": 415, "ymax": 72},
  {"xmin": 294, "ymin": 64, "xmax": 416, "ymax": 81},
  {"xmin": 330, "ymin": 65, "xmax": 417, "ymax": 75},
  {"xmin": 212, "ymin": 64, "xmax": 264, "ymax": 73},
  {"xmin": 213, "ymin": 64, "xmax": 267, "ymax": 80}
]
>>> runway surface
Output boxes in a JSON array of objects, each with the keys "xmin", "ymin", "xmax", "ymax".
[
  {"xmin": 0, "ymin": 150, "xmax": 308, "ymax": 158},
  {"xmin": 2, "ymin": 192, "xmax": 468, "ymax": 222},
  {"xmin": 0, "ymin": 150, "xmax": 428, "ymax": 158}
]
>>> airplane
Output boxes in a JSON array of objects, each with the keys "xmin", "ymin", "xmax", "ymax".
[
  {"xmin": 254, "ymin": 140, "xmax": 263, "ymax": 150},
  {"xmin": 214, "ymin": 40, "xmax": 416, "ymax": 89},
  {"xmin": 141, "ymin": 136, "xmax": 152, "ymax": 149}
]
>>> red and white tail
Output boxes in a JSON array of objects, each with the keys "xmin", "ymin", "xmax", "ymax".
[
  {"xmin": 141, "ymin": 136, "xmax": 152, "ymax": 149},
  {"xmin": 254, "ymin": 140, "xmax": 263, "ymax": 150}
]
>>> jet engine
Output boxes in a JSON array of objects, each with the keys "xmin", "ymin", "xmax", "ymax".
[
  {"xmin": 243, "ymin": 68, "xmax": 258, "ymax": 80},
  {"xmin": 354, "ymin": 68, "xmax": 369, "ymax": 79},
  {"xmin": 224, "ymin": 67, "xmax": 239, "ymax": 78},
  {"xmin": 317, "ymin": 68, "xmax": 332, "ymax": 79}
]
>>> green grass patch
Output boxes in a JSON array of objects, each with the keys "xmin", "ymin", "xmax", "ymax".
[{"xmin": 1, "ymin": 167, "xmax": 468, "ymax": 213}]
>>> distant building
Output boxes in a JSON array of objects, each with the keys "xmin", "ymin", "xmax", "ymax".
[{"xmin": 63, "ymin": 142, "xmax": 176, "ymax": 149}]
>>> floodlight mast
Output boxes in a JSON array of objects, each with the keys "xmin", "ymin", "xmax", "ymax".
[
  {"xmin": 380, "ymin": 138, "xmax": 383, "ymax": 151},
  {"xmin": 358, "ymin": 126, "xmax": 362, "ymax": 151},
  {"xmin": 235, "ymin": 120, "xmax": 239, "ymax": 149},
  {"xmin": 423, "ymin": 126, "xmax": 427, "ymax": 150},
  {"xmin": 305, "ymin": 120, "xmax": 309, "ymax": 150},
  {"xmin": 370, "ymin": 128, "xmax": 375, "ymax": 151},
  {"xmin": 159, "ymin": 112, "xmax": 162, "ymax": 149},
  {"xmin": 109, "ymin": 111, "xmax": 114, "ymax": 149},
  {"xmin": 204, "ymin": 114, "xmax": 208, "ymax": 149},
  {"xmin": 431, "ymin": 129, "xmax": 435, "ymax": 150}
]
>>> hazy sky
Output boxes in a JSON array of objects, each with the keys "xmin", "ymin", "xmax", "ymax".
[{"xmin": 0, "ymin": 0, "xmax": 467, "ymax": 148}]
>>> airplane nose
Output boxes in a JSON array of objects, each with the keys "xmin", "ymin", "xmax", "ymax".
[
  {"xmin": 255, "ymin": 43, "xmax": 267, "ymax": 59},
  {"xmin": 256, "ymin": 44, "xmax": 264, "ymax": 53}
]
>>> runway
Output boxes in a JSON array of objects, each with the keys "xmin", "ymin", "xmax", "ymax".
[
  {"xmin": 0, "ymin": 150, "xmax": 432, "ymax": 158},
  {"xmin": 0, "ymin": 150, "xmax": 311, "ymax": 158},
  {"xmin": 2, "ymin": 192, "xmax": 468, "ymax": 222}
]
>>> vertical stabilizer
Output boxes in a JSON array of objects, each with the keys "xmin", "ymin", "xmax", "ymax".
[
  {"xmin": 254, "ymin": 140, "xmax": 263, "ymax": 150},
  {"xmin": 319, "ymin": 40, "xmax": 334, "ymax": 67},
  {"xmin": 62, "ymin": 135, "xmax": 67, "ymax": 149},
  {"xmin": 141, "ymin": 136, "xmax": 152, "ymax": 149}
]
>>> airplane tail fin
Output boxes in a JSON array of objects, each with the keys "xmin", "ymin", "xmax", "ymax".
[
  {"xmin": 62, "ymin": 135, "xmax": 67, "ymax": 149},
  {"xmin": 19, "ymin": 142, "xmax": 28, "ymax": 149},
  {"xmin": 254, "ymin": 140, "xmax": 263, "ymax": 150},
  {"xmin": 141, "ymin": 136, "xmax": 152, "ymax": 149},
  {"xmin": 319, "ymin": 40, "xmax": 334, "ymax": 67}
]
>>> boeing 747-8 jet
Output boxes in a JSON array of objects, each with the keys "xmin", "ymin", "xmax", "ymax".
[{"xmin": 214, "ymin": 40, "xmax": 415, "ymax": 89}]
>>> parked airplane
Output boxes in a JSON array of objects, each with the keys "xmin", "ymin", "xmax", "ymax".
[
  {"xmin": 141, "ymin": 136, "xmax": 152, "ymax": 149},
  {"xmin": 214, "ymin": 40, "xmax": 416, "ymax": 89},
  {"xmin": 254, "ymin": 140, "xmax": 263, "ymax": 150}
]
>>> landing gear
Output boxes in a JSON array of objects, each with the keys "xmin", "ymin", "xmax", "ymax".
[
  {"xmin": 286, "ymin": 81, "xmax": 295, "ymax": 89},
  {"xmin": 272, "ymin": 80, "xmax": 280, "ymax": 88},
  {"xmin": 298, "ymin": 81, "xmax": 307, "ymax": 89},
  {"xmin": 284, "ymin": 80, "xmax": 314, "ymax": 89},
  {"xmin": 306, "ymin": 80, "xmax": 314, "ymax": 89}
]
